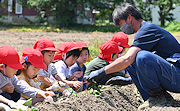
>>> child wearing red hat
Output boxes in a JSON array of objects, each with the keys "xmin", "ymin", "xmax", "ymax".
[
  {"xmin": 111, "ymin": 31, "xmax": 130, "ymax": 55},
  {"xmin": 68, "ymin": 42, "xmax": 91, "ymax": 92},
  {"xmin": 111, "ymin": 31, "xmax": 131, "ymax": 78},
  {"xmin": 53, "ymin": 42, "xmax": 83, "ymax": 91},
  {"xmin": 33, "ymin": 38, "xmax": 72, "ymax": 97},
  {"xmin": 85, "ymin": 40, "xmax": 132, "ymax": 85},
  {"xmin": 0, "ymin": 46, "xmax": 54, "ymax": 110},
  {"xmin": 16, "ymin": 48, "xmax": 53, "ymax": 104}
]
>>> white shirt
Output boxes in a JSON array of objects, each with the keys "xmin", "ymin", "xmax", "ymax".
[{"xmin": 54, "ymin": 60, "xmax": 70, "ymax": 80}]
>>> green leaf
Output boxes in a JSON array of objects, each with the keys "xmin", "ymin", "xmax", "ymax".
[
  {"xmin": 31, "ymin": 107, "xmax": 38, "ymax": 111},
  {"xmin": 23, "ymin": 98, "xmax": 32, "ymax": 107},
  {"xmin": 56, "ymin": 93, "xmax": 59, "ymax": 98}
]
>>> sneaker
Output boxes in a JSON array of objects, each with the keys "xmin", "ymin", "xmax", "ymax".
[
  {"xmin": 138, "ymin": 94, "xmax": 167, "ymax": 110},
  {"xmin": 105, "ymin": 76, "xmax": 132, "ymax": 86}
]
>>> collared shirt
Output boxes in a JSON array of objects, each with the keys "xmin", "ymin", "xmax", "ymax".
[
  {"xmin": 38, "ymin": 63, "xmax": 57, "ymax": 86},
  {"xmin": 54, "ymin": 60, "xmax": 70, "ymax": 80}
]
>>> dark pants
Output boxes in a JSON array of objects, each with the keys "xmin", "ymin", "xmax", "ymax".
[
  {"xmin": 1, "ymin": 90, "xmax": 20, "ymax": 102},
  {"xmin": 127, "ymin": 50, "xmax": 180, "ymax": 101}
]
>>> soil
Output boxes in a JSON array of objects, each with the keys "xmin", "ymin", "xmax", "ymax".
[{"xmin": 1, "ymin": 31, "xmax": 180, "ymax": 111}]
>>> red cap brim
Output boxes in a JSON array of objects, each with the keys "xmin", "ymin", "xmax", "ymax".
[
  {"xmin": 8, "ymin": 63, "xmax": 24, "ymax": 69},
  {"xmin": 31, "ymin": 62, "xmax": 47, "ymax": 69},
  {"xmin": 120, "ymin": 44, "xmax": 130, "ymax": 48}
]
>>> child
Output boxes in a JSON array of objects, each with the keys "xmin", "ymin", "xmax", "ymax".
[
  {"xmin": 85, "ymin": 40, "xmax": 132, "ymax": 85},
  {"xmin": 53, "ymin": 42, "xmax": 83, "ymax": 91},
  {"xmin": 111, "ymin": 32, "xmax": 131, "ymax": 78},
  {"xmin": 69, "ymin": 42, "xmax": 91, "ymax": 92},
  {"xmin": 33, "ymin": 38, "xmax": 72, "ymax": 97},
  {"xmin": 16, "ymin": 48, "xmax": 47, "ymax": 104},
  {"xmin": 0, "ymin": 46, "xmax": 54, "ymax": 110}
]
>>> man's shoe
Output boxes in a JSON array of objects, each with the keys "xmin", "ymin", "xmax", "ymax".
[
  {"xmin": 138, "ymin": 95, "xmax": 167, "ymax": 110},
  {"xmin": 138, "ymin": 85, "xmax": 174, "ymax": 110},
  {"xmin": 105, "ymin": 76, "xmax": 132, "ymax": 86}
]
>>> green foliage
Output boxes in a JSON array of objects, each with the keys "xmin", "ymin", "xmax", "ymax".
[
  {"xmin": 88, "ymin": 38, "xmax": 104, "ymax": 60},
  {"xmin": 165, "ymin": 22, "xmax": 180, "ymax": 32},
  {"xmin": 87, "ymin": 83, "xmax": 104, "ymax": 97},
  {"xmin": 152, "ymin": 0, "xmax": 180, "ymax": 26},
  {"xmin": 135, "ymin": 0, "xmax": 152, "ymax": 22}
]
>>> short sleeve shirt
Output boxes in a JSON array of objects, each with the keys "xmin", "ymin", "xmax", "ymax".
[
  {"xmin": 132, "ymin": 22, "xmax": 180, "ymax": 59},
  {"xmin": 54, "ymin": 60, "xmax": 70, "ymax": 80},
  {"xmin": 38, "ymin": 63, "xmax": 57, "ymax": 86}
]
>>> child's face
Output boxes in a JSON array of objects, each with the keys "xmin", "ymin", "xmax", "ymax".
[
  {"xmin": 43, "ymin": 51, "xmax": 55, "ymax": 65},
  {"xmin": 65, "ymin": 55, "xmax": 78, "ymax": 67},
  {"xmin": 77, "ymin": 49, "xmax": 89, "ymax": 64},
  {"xmin": 4, "ymin": 66, "xmax": 18, "ymax": 78},
  {"xmin": 111, "ymin": 53, "xmax": 118, "ymax": 61},
  {"xmin": 24, "ymin": 64, "xmax": 40, "ymax": 79}
]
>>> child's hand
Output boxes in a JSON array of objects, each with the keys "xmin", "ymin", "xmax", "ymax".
[
  {"xmin": 73, "ymin": 81, "xmax": 83, "ymax": 89},
  {"xmin": 46, "ymin": 84, "xmax": 60, "ymax": 92},
  {"xmin": 36, "ymin": 90, "xmax": 55, "ymax": 100},
  {"xmin": 62, "ymin": 89, "xmax": 72, "ymax": 97},
  {"xmin": 73, "ymin": 71, "xmax": 83, "ymax": 78},
  {"xmin": 8, "ymin": 100, "xmax": 28, "ymax": 110},
  {"xmin": 1, "ymin": 84, "xmax": 14, "ymax": 93}
]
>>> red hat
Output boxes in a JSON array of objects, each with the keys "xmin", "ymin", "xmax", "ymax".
[
  {"xmin": 57, "ymin": 42, "xmax": 81, "ymax": 53},
  {"xmin": 21, "ymin": 48, "xmax": 46, "ymax": 69},
  {"xmin": 98, "ymin": 41, "xmax": 123, "ymax": 62},
  {"xmin": 53, "ymin": 52, "xmax": 62, "ymax": 62},
  {"xmin": 75, "ymin": 42, "xmax": 88, "ymax": 49},
  {"xmin": 53, "ymin": 42, "xmax": 81, "ymax": 62},
  {"xmin": 111, "ymin": 32, "xmax": 130, "ymax": 48},
  {"xmin": 33, "ymin": 38, "xmax": 59, "ymax": 51},
  {"xmin": 0, "ymin": 46, "xmax": 23, "ymax": 69}
]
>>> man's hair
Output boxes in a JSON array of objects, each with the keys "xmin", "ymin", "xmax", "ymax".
[
  {"xmin": 65, "ymin": 49, "xmax": 81, "ymax": 59},
  {"xmin": 113, "ymin": 3, "xmax": 143, "ymax": 26}
]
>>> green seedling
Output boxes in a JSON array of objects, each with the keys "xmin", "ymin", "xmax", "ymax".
[
  {"xmin": 87, "ymin": 82, "xmax": 109, "ymax": 97},
  {"xmin": 23, "ymin": 98, "xmax": 32, "ymax": 107},
  {"xmin": 115, "ymin": 85, "xmax": 121, "ymax": 89},
  {"xmin": 56, "ymin": 93, "xmax": 59, "ymax": 98},
  {"xmin": 58, "ymin": 97, "xmax": 68, "ymax": 102}
]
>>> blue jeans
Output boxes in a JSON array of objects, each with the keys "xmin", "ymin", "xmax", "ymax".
[{"xmin": 127, "ymin": 50, "xmax": 180, "ymax": 101}]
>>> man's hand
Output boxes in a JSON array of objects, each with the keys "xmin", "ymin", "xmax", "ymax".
[
  {"xmin": 8, "ymin": 100, "xmax": 28, "ymax": 110},
  {"xmin": 1, "ymin": 84, "xmax": 14, "ymax": 93},
  {"xmin": 86, "ymin": 67, "xmax": 107, "ymax": 84}
]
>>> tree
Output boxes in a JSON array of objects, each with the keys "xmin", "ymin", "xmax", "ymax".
[
  {"xmin": 27, "ymin": 0, "xmax": 88, "ymax": 27},
  {"xmin": 87, "ymin": 0, "xmax": 134, "ymax": 25},
  {"xmin": 152, "ymin": 0, "xmax": 180, "ymax": 26},
  {"xmin": 135, "ymin": 0, "xmax": 152, "ymax": 22}
]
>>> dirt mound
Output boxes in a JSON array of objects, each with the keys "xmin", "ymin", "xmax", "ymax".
[
  {"xmin": 35, "ymin": 84, "xmax": 180, "ymax": 111},
  {"xmin": 35, "ymin": 84, "xmax": 142, "ymax": 111}
]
